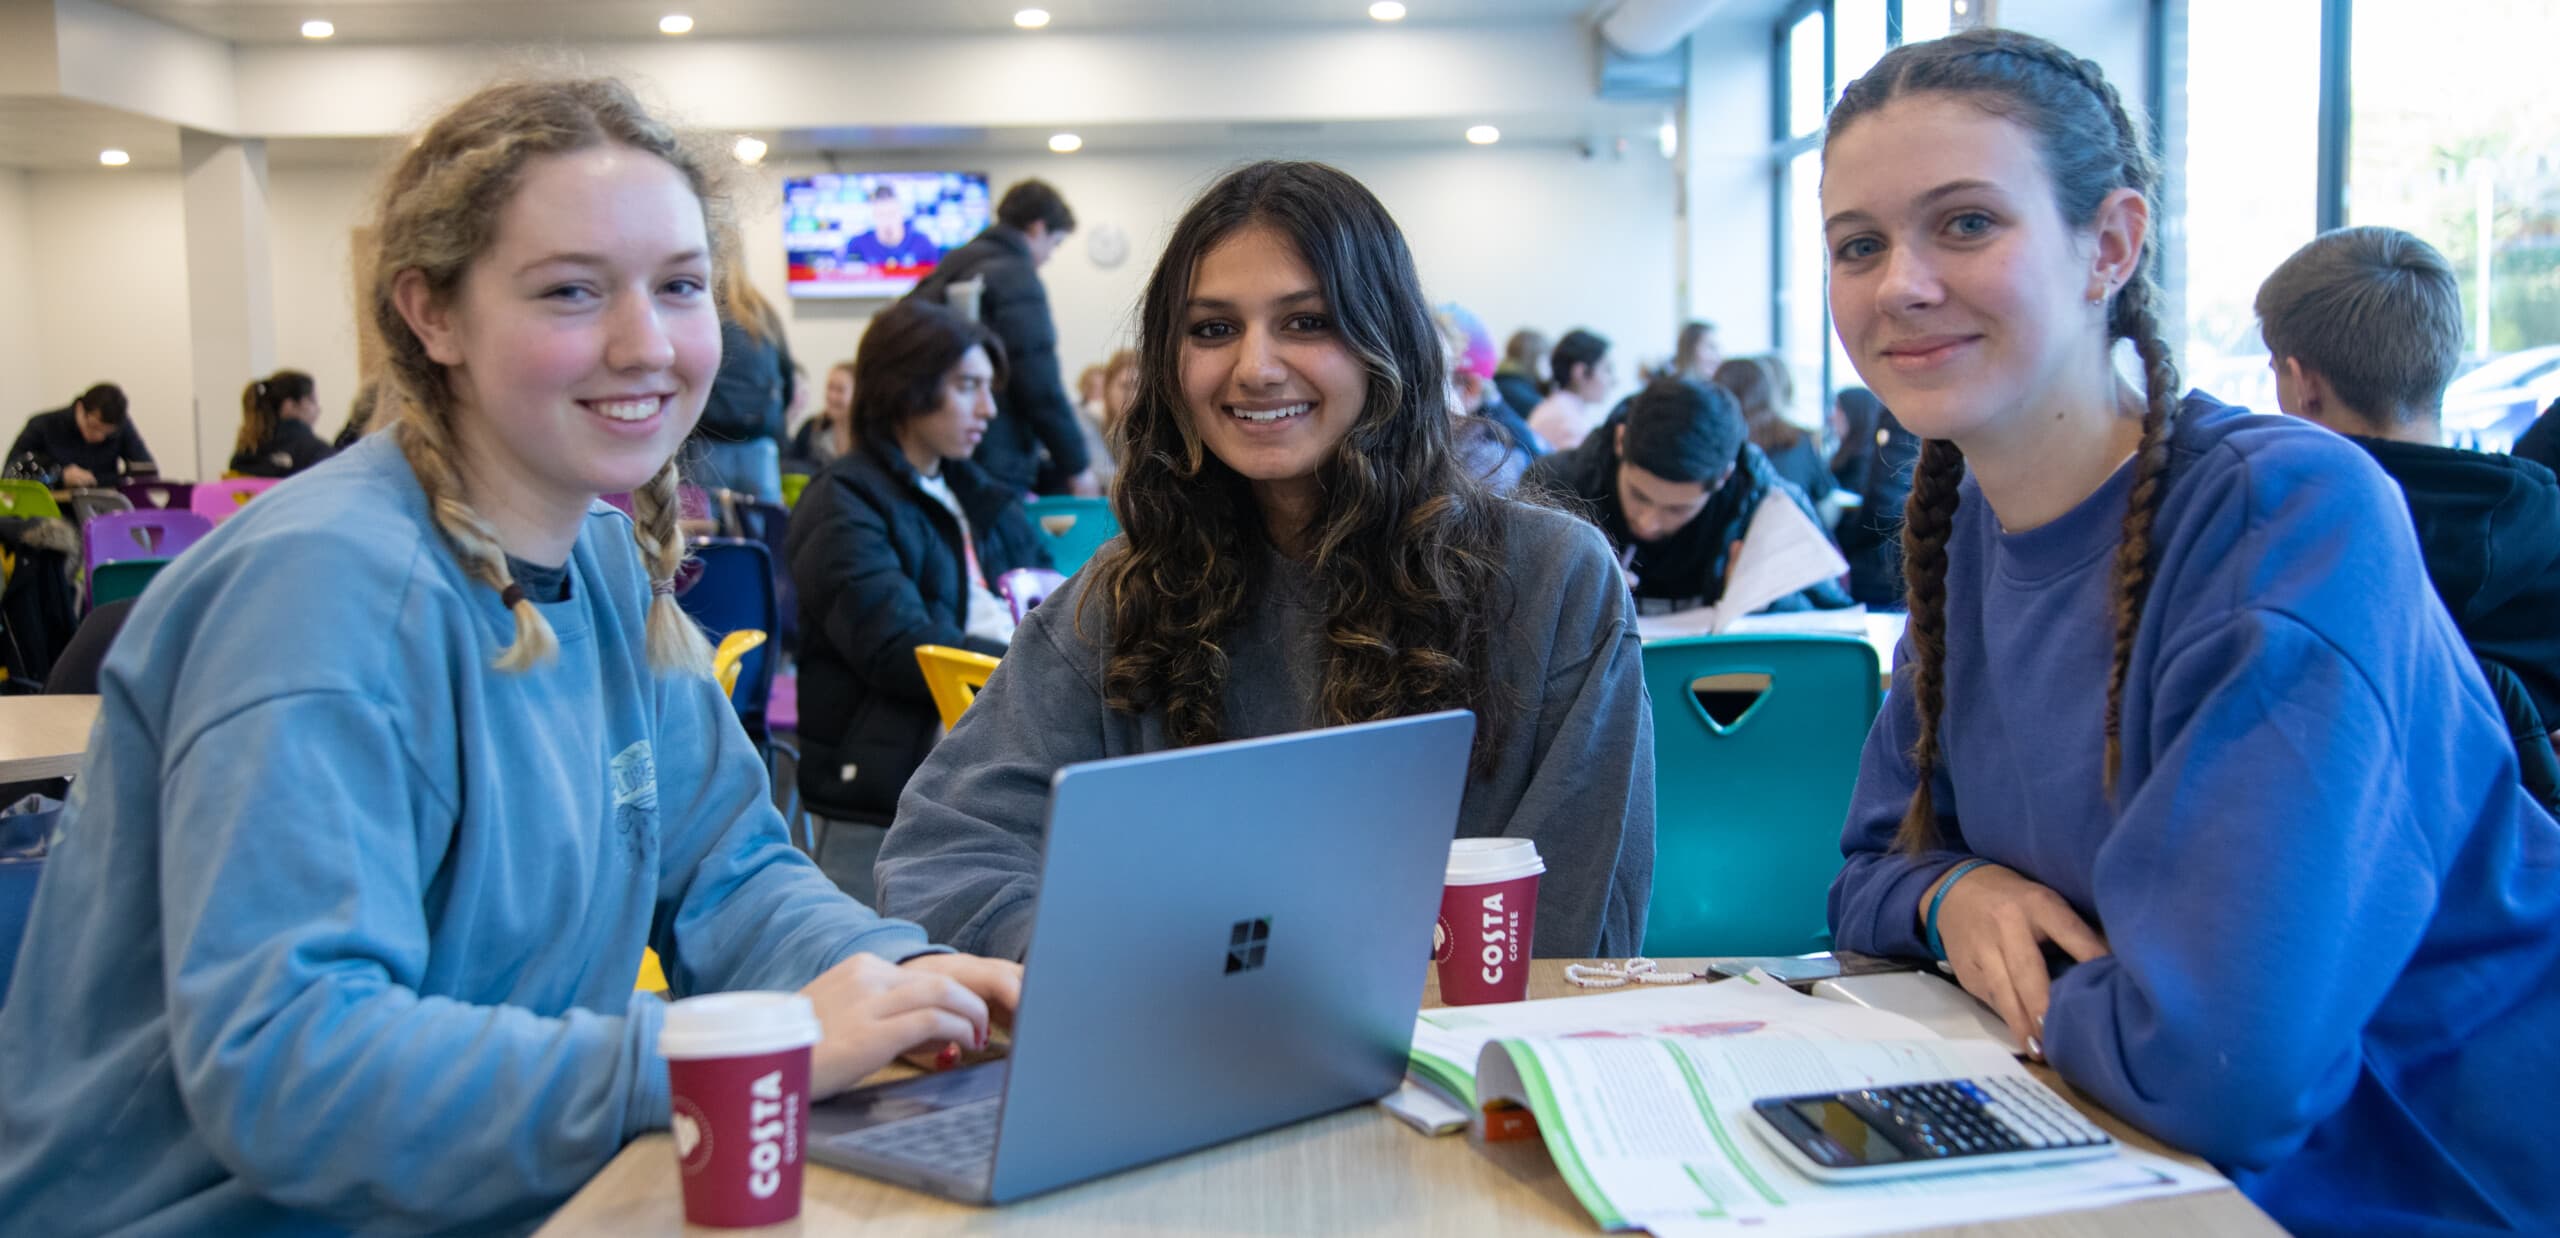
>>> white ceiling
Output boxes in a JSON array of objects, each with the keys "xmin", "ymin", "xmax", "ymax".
[
  {"xmin": 102, "ymin": 0, "xmax": 1601, "ymax": 45},
  {"xmin": 0, "ymin": 97, "xmax": 188, "ymax": 172}
]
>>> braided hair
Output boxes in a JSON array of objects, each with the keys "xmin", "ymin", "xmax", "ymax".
[
  {"xmin": 1825, "ymin": 29, "xmax": 2181, "ymax": 851},
  {"xmin": 370, "ymin": 78, "xmax": 722, "ymax": 676}
]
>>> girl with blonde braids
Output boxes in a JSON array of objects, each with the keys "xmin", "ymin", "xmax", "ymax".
[
  {"xmin": 1821, "ymin": 30, "xmax": 2558, "ymax": 1234},
  {"xmin": 0, "ymin": 78, "xmax": 1016, "ymax": 1235}
]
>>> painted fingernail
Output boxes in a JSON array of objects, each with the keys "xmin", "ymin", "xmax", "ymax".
[
  {"xmin": 976, "ymin": 1027, "xmax": 989, "ymax": 1051},
  {"xmin": 2035, "ymin": 1014, "xmax": 2046, "ymax": 1033},
  {"xmin": 936, "ymin": 1043, "xmax": 961, "ymax": 1071},
  {"xmin": 2027, "ymin": 1036, "xmax": 2043, "ymax": 1059}
]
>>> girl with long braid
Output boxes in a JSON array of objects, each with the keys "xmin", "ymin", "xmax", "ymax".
[
  {"xmin": 0, "ymin": 79, "xmax": 1016, "ymax": 1235},
  {"xmin": 1822, "ymin": 31, "xmax": 2557, "ymax": 1234}
]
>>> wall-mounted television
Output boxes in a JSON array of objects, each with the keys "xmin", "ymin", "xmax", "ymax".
[{"xmin": 784, "ymin": 171, "xmax": 991, "ymax": 298}]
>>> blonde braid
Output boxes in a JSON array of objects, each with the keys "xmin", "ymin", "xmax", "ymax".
[
  {"xmin": 631, "ymin": 455, "xmax": 713, "ymax": 676},
  {"xmin": 391, "ymin": 395, "xmax": 560, "ymax": 671}
]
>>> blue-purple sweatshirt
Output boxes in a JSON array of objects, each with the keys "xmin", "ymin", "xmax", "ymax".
[{"xmin": 1829, "ymin": 396, "xmax": 2560, "ymax": 1236}]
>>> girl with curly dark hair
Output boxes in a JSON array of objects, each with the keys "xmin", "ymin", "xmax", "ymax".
[{"xmin": 877, "ymin": 160, "xmax": 1655, "ymax": 962}]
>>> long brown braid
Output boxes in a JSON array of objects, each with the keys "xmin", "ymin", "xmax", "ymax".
[
  {"xmin": 370, "ymin": 78, "xmax": 727, "ymax": 674},
  {"xmin": 1827, "ymin": 30, "xmax": 2182, "ymax": 851}
]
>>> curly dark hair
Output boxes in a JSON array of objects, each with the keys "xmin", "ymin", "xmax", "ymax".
[{"xmin": 1083, "ymin": 160, "xmax": 1517, "ymax": 773}]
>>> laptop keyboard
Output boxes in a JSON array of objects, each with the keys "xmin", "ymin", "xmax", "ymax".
[{"xmin": 820, "ymin": 1097, "xmax": 999, "ymax": 1177}]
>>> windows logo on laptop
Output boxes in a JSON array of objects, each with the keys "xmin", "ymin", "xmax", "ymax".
[{"xmin": 1225, "ymin": 918, "xmax": 1271, "ymax": 974}]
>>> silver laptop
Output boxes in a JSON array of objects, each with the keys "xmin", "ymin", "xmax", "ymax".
[{"xmin": 809, "ymin": 710, "xmax": 1476, "ymax": 1204}]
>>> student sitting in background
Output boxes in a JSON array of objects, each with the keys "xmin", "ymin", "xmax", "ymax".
[
  {"xmin": 1829, "ymin": 389, "xmax": 1919, "ymax": 609},
  {"xmin": 1439, "ymin": 301, "xmax": 1546, "ymax": 463},
  {"xmin": 9, "ymin": 383, "xmax": 151, "ymax": 487},
  {"xmin": 1527, "ymin": 376, "xmax": 1850, "ymax": 616},
  {"xmin": 878, "ymin": 160, "xmax": 1654, "ymax": 963},
  {"xmin": 1716, "ymin": 355, "xmax": 1836, "ymax": 508},
  {"xmin": 1820, "ymin": 31, "xmax": 2560, "ymax": 1235},
  {"xmin": 784, "ymin": 299, "xmax": 1052, "ymax": 845},
  {"xmin": 227, "ymin": 369, "xmax": 335, "ymax": 478},
  {"xmin": 0, "ymin": 77, "xmax": 1016, "ymax": 1237},
  {"xmin": 1495, "ymin": 327, "xmax": 1549, "ymax": 417},
  {"xmin": 1526, "ymin": 328, "xmax": 1616, "ymax": 452},
  {"xmin": 2255, "ymin": 225, "xmax": 2560, "ymax": 732},
  {"xmin": 786, "ymin": 358, "xmax": 855, "ymax": 474},
  {"xmin": 1669, "ymin": 319, "xmax": 1723, "ymax": 384}
]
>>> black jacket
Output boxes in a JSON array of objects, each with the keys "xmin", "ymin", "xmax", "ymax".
[
  {"xmin": 909, "ymin": 226, "xmax": 1088, "ymax": 493},
  {"xmin": 227, "ymin": 419, "xmax": 334, "ymax": 478},
  {"xmin": 1831, "ymin": 425, "xmax": 1921, "ymax": 610},
  {"xmin": 1493, "ymin": 371, "xmax": 1544, "ymax": 424},
  {"xmin": 2356, "ymin": 436, "xmax": 2560, "ymax": 725},
  {"xmin": 2516, "ymin": 399, "xmax": 2560, "ymax": 476},
  {"xmin": 784, "ymin": 441, "xmax": 1053, "ymax": 819},
  {"xmin": 1525, "ymin": 413, "xmax": 1852, "ymax": 614},
  {"xmin": 8, "ymin": 408, "xmax": 151, "ymax": 484},
  {"xmin": 694, "ymin": 319, "xmax": 794, "ymax": 443}
]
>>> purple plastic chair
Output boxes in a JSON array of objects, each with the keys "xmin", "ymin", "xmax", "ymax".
[
  {"xmin": 119, "ymin": 481, "xmax": 193, "ymax": 511},
  {"xmin": 84, "ymin": 509, "xmax": 212, "ymax": 576}
]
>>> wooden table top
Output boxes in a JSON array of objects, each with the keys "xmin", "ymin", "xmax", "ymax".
[
  {"xmin": 0, "ymin": 695, "xmax": 101, "ymax": 782},
  {"xmin": 536, "ymin": 959, "xmax": 2281, "ymax": 1238}
]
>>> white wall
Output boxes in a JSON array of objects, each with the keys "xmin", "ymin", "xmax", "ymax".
[
  {"xmin": 1685, "ymin": 19, "xmax": 1779, "ymax": 356},
  {"xmin": 0, "ymin": 169, "xmax": 39, "ymax": 423},
  {"xmin": 27, "ymin": 169, "xmax": 196, "ymax": 469},
  {"xmin": 269, "ymin": 165, "xmax": 383, "ymax": 439}
]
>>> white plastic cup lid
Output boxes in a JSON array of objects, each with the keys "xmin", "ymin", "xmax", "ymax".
[
  {"xmin": 658, "ymin": 992, "xmax": 822, "ymax": 1061},
  {"xmin": 1446, "ymin": 837, "xmax": 1544, "ymax": 885}
]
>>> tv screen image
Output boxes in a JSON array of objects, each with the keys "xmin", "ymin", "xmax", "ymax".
[{"xmin": 784, "ymin": 171, "xmax": 991, "ymax": 298}]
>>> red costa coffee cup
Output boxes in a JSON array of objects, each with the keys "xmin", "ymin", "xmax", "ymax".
[
  {"xmin": 1432, "ymin": 838, "xmax": 1544, "ymax": 1005},
  {"xmin": 659, "ymin": 992, "xmax": 822, "ymax": 1229}
]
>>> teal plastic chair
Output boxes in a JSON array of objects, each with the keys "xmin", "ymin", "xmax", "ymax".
[
  {"xmin": 87, "ymin": 559, "xmax": 169, "ymax": 609},
  {"xmin": 1640, "ymin": 633, "xmax": 1882, "ymax": 957},
  {"xmin": 1022, "ymin": 496, "xmax": 1119, "ymax": 575}
]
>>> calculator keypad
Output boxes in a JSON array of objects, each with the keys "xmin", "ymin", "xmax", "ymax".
[{"xmin": 1856, "ymin": 1078, "xmax": 2111, "ymax": 1160}]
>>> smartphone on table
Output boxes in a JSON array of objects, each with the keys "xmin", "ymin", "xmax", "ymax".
[{"xmin": 1747, "ymin": 1075, "xmax": 2115, "ymax": 1182}]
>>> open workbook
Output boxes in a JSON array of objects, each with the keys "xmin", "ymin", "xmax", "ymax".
[{"xmin": 1399, "ymin": 977, "xmax": 2224, "ymax": 1238}]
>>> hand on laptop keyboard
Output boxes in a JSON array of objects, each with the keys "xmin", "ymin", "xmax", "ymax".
[{"xmin": 799, "ymin": 952, "xmax": 1024, "ymax": 1097}]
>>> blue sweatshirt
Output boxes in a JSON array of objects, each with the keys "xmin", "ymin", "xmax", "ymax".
[
  {"xmin": 0, "ymin": 435, "xmax": 937, "ymax": 1236},
  {"xmin": 1829, "ymin": 396, "xmax": 2560, "ymax": 1236}
]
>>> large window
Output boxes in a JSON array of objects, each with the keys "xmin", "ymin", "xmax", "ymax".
[
  {"xmin": 2177, "ymin": 0, "xmax": 2560, "ymax": 448},
  {"xmin": 1771, "ymin": 1, "xmax": 1937, "ymax": 438},
  {"xmin": 2348, "ymin": 0, "xmax": 2560, "ymax": 450}
]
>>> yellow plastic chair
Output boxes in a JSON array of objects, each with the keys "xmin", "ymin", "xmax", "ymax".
[
  {"xmin": 780, "ymin": 472, "xmax": 810, "ymax": 509},
  {"xmin": 915, "ymin": 644, "xmax": 1002, "ymax": 731},
  {"xmin": 636, "ymin": 948, "xmax": 668, "ymax": 993},
  {"xmin": 711, "ymin": 629, "xmax": 769, "ymax": 703}
]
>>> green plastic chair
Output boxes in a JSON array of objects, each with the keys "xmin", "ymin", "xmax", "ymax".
[
  {"xmin": 0, "ymin": 480, "xmax": 62, "ymax": 519},
  {"xmin": 1639, "ymin": 633, "xmax": 1882, "ymax": 957},
  {"xmin": 88, "ymin": 558, "xmax": 169, "ymax": 609},
  {"xmin": 780, "ymin": 472, "xmax": 810, "ymax": 509},
  {"xmin": 1022, "ymin": 496, "xmax": 1119, "ymax": 575}
]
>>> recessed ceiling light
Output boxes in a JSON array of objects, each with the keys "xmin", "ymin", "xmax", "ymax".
[
  {"xmin": 658, "ymin": 13, "xmax": 693, "ymax": 35},
  {"xmin": 1464, "ymin": 125, "xmax": 1500, "ymax": 145},
  {"xmin": 1048, "ymin": 133, "xmax": 1083, "ymax": 154},
  {"xmin": 300, "ymin": 19, "xmax": 333, "ymax": 38},
  {"xmin": 99, "ymin": 149, "xmax": 131, "ymax": 166},
  {"xmin": 1014, "ymin": 8, "xmax": 1051, "ymax": 29},
  {"xmin": 1369, "ymin": 2, "xmax": 1407, "ymax": 20},
  {"xmin": 732, "ymin": 136, "xmax": 768, "ymax": 165}
]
